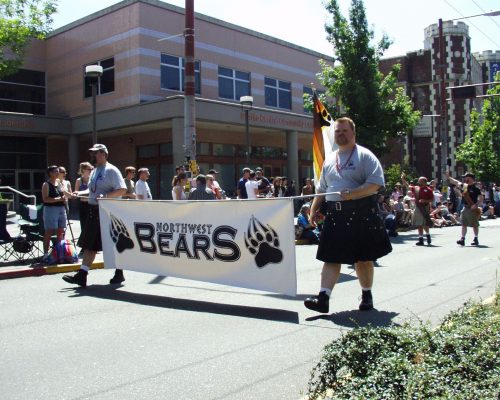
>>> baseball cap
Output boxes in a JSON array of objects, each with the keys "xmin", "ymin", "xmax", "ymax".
[
  {"xmin": 462, "ymin": 172, "xmax": 475, "ymax": 179},
  {"xmin": 88, "ymin": 144, "xmax": 108, "ymax": 154},
  {"xmin": 208, "ymin": 169, "xmax": 219, "ymax": 174}
]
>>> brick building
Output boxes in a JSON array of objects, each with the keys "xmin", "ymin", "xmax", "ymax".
[{"xmin": 380, "ymin": 21, "xmax": 499, "ymax": 181}]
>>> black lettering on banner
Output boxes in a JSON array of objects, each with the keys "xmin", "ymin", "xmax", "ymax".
[
  {"xmin": 158, "ymin": 232, "xmax": 174, "ymax": 256},
  {"xmin": 175, "ymin": 234, "xmax": 193, "ymax": 258},
  {"xmin": 213, "ymin": 226, "xmax": 240, "ymax": 262},
  {"xmin": 192, "ymin": 234, "xmax": 213, "ymax": 260},
  {"xmin": 134, "ymin": 223, "xmax": 157, "ymax": 253}
]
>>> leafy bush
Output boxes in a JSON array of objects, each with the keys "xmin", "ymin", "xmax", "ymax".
[{"xmin": 307, "ymin": 292, "xmax": 499, "ymax": 399}]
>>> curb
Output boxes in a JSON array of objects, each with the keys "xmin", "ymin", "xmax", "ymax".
[{"xmin": 0, "ymin": 261, "xmax": 104, "ymax": 280}]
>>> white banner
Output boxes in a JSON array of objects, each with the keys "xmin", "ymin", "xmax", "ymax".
[{"xmin": 98, "ymin": 198, "xmax": 297, "ymax": 296}]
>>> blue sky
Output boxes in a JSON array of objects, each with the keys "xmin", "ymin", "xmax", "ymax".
[{"xmin": 52, "ymin": 0, "xmax": 499, "ymax": 58}]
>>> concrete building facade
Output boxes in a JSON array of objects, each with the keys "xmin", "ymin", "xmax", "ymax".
[{"xmin": 0, "ymin": 0, "xmax": 332, "ymax": 199}]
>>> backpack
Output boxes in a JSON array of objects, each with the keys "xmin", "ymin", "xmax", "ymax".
[
  {"xmin": 13, "ymin": 235, "xmax": 33, "ymax": 253},
  {"xmin": 48, "ymin": 239, "xmax": 78, "ymax": 264}
]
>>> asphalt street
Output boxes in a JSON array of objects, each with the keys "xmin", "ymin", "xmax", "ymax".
[{"xmin": 1, "ymin": 218, "xmax": 499, "ymax": 400}]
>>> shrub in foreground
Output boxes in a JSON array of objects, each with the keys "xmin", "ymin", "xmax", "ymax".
[{"xmin": 307, "ymin": 293, "xmax": 499, "ymax": 399}]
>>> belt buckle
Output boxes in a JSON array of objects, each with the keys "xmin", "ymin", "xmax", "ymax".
[{"xmin": 335, "ymin": 202, "xmax": 342, "ymax": 211}]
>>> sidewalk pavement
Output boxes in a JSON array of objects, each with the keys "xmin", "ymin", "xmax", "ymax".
[{"xmin": 0, "ymin": 217, "xmax": 104, "ymax": 280}]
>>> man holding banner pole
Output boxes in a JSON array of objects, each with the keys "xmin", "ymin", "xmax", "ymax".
[
  {"xmin": 63, "ymin": 144, "xmax": 127, "ymax": 288},
  {"xmin": 304, "ymin": 117, "xmax": 392, "ymax": 313}
]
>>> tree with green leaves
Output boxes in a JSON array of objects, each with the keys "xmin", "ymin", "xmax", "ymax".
[
  {"xmin": 0, "ymin": 0, "xmax": 57, "ymax": 79},
  {"xmin": 384, "ymin": 163, "xmax": 416, "ymax": 193},
  {"xmin": 456, "ymin": 77, "xmax": 500, "ymax": 183},
  {"xmin": 306, "ymin": 0, "xmax": 420, "ymax": 156}
]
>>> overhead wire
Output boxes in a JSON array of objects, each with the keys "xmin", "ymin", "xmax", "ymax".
[
  {"xmin": 442, "ymin": 0, "xmax": 500, "ymax": 49},
  {"xmin": 471, "ymin": 0, "xmax": 500, "ymax": 28}
]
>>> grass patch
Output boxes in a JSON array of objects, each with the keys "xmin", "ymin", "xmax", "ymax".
[{"xmin": 307, "ymin": 291, "xmax": 499, "ymax": 400}]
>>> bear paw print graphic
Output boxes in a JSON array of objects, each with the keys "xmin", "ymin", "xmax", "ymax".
[
  {"xmin": 244, "ymin": 215, "xmax": 283, "ymax": 268},
  {"xmin": 109, "ymin": 214, "xmax": 134, "ymax": 253}
]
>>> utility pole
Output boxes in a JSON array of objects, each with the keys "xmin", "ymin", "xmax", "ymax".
[{"xmin": 184, "ymin": 0, "xmax": 196, "ymax": 163}]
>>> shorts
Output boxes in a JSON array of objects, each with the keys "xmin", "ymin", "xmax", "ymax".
[
  {"xmin": 43, "ymin": 205, "xmax": 67, "ymax": 230},
  {"xmin": 461, "ymin": 207, "xmax": 480, "ymax": 228},
  {"xmin": 316, "ymin": 200, "xmax": 393, "ymax": 264},
  {"xmin": 78, "ymin": 205, "xmax": 102, "ymax": 252}
]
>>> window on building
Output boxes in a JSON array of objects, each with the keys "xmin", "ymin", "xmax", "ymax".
[
  {"xmin": 218, "ymin": 66, "xmax": 250, "ymax": 100},
  {"xmin": 0, "ymin": 69, "xmax": 46, "ymax": 115},
  {"xmin": 265, "ymin": 77, "xmax": 291, "ymax": 109},
  {"xmin": 299, "ymin": 149, "xmax": 313, "ymax": 161},
  {"xmin": 457, "ymin": 124, "xmax": 465, "ymax": 144},
  {"xmin": 196, "ymin": 142, "xmax": 210, "ymax": 156},
  {"xmin": 84, "ymin": 57, "xmax": 115, "ymax": 98},
  {"xmin": 160, "ymin": 54, "xmax": 200, "ymax": 93},
  {"xmin": 213, "ymin": 144, "xmax": 235, "ymax": 156}
]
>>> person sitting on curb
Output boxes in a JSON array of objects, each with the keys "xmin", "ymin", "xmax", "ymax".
[{"xmin": 296, "ymin": 203, "xmax": 320, "ymax": 244}]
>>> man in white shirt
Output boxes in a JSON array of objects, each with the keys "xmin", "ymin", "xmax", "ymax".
[
  {"xmin": 245, "ymin": 170, "xmax": 259, "ymax": 199},
  {"xmin": 135, "ymin": 168, "xmax": 152, "ymax": 200},
  {"xmin": 208, "ymin": 169, "xmax": 223, "ymax": 194}
]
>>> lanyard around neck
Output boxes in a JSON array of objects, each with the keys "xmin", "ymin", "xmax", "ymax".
[{"xmin": 336, "ymin": 145, "xmax": 356, "ymax": 174}]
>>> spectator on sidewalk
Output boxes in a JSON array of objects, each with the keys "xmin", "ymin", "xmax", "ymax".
[
  {"xmin": 74, "ymin": 162, "xmax": 93, "ymax": 235},
  {"xmin": 172, "ymin": 172, "xmax": 187, "ymax": 200},
  {"xmin": 135, "ymin": 168, "xmax": 152, "ymax": 200},
  {"xmin": 236, "ymin": 168, "xmax": 251, "ymax": 199},
  {"xmin": 206, "ymin": 174, "xmax": 222, "ymax": 199},
  {"xmin": 188, "ymin": 175, "xmax": 215, "ymax": 200},
  {"xmin": 296, "ymin": 203, "xmax": 320, "ymax": 244},
  {"xmin": 41, "ymin": 165, "xmax": 67, "ymax": 262},
  {"xmin": 245, "ymin": 171, "xmax": 259, "ymax": 199},
  {"xmin": 255, "ymin": 167, "xmax": 271, "ymax": 197},
  {"xmin": 393, "ymin": 194, "xmax": 412, "ymax": 227},
  {"xmin": 123, "ymin": 166, "xmax": 137, "ymax": 199}
]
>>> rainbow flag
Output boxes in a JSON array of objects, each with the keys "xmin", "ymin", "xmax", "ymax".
[{"xmin": 312, "ymin": 92, "xmax": 336, "ymax": 184}]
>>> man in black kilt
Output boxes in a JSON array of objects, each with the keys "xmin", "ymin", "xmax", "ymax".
[
  {"xmin": 304, "ymin": 117, "xmax": 392, "ymax": 313},
  {"xmin": 62, "ymin": 144, "xmax": 127, "ymax": 287}
]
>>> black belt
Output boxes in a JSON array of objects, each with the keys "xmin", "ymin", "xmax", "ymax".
[{"xmin": 327, "ymin": 195, "xmax": 377, "ymax": 212}]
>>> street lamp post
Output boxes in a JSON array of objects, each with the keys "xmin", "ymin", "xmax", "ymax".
[
  {"xmin": 240, "ymin": 96, "xmax": 253, "ymax": 165},
  {"xmin": 85, "ymin": 65, "xmax": 103, "ymax": 144}
]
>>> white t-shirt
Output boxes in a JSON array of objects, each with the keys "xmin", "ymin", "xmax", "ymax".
[
  {"xmin": 318, "ymin": 144, "xmax": 385, "ymax": 201},
  {"xmin": 245, "ymin": 180, "xmax": 259, "ymax": 199},
  {"xmin": 88, "ymin": 162, "xmax": 126, "ymax": 205},
  {"xmin": 136, "ymin": 179, "xmax": 152, "ymax": 200}
]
